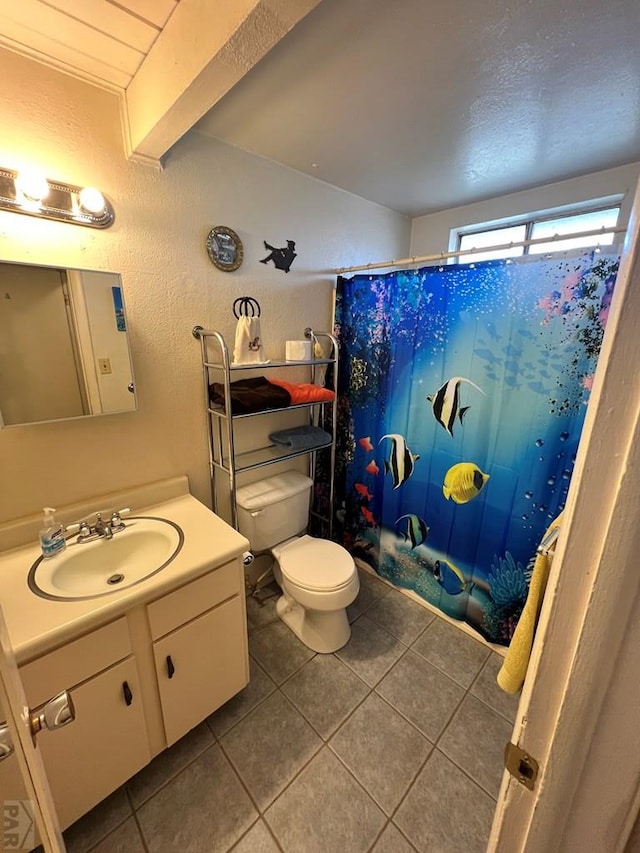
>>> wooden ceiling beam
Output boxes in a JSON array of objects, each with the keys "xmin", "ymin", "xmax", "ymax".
[{"xmin": 123, "ymin": 0, "xmax": 323, "ymax": 165}]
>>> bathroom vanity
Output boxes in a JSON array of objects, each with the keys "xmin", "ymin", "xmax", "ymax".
[{"xmin": 0, "ymin": 476, "xmax": 250, "ymax": 831}]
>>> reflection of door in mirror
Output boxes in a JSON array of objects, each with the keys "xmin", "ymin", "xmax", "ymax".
[
  {"xmin": 66, "ymin": 271, "xmax": 134, "ymax": 416},
  {"xmin": 0, "ymin": 263, "xmax": 136, "ymax": 427}
]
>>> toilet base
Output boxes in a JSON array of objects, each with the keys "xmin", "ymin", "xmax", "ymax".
[{"xmin": 276, "ymin": 594, "xmax": 351, "ymax": 653}]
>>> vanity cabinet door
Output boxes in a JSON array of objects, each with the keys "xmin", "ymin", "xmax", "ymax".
[
  {"xmin": 0, "ymin": 697, "xmax": 30, "ymax": 804},
  {"xmin": 0, "ymin": 750, "xmax": 30, "ymax": 807},
  {"xmin": 35, "ymin": 656, "xmax": 150, "ymax": 829},
  {"xmin": 153, "ymin": 596, "xmax": 248, "ymax": 746}
]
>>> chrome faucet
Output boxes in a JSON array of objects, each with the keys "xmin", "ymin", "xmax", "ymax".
[
  {"xmin": 93, "ymin": 513, "xmax": 113, "ymax": 540},
  {"xmin": 66, "ymin": 508, "xmax": 131, "ymax": 543}
]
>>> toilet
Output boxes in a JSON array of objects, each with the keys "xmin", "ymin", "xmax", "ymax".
[{"xmin": 236, "ymin": 471, "xmax": 359, "ymax": 653}]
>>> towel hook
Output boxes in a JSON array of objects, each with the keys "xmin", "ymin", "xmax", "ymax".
[
  {"xmin": 233, "ymin": 296, "xmax": 261, "ymax": 318},
  {"xmin": 536, "ymin": 525, "xmax": 560, "ymax": 556}
]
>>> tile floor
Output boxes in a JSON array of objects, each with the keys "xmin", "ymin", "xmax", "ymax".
[{"xmin": 58, "ymin": 567, "xmax": 519, "ymax": 853}]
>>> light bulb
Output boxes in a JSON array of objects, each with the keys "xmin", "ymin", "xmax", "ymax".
[
  {"xmin": 16, "ymin": 171, "xmax": 49, "ymax": 203},
  {"xmin": 79, "ymin": 187, "xmax": 106, "ymax": 215}
]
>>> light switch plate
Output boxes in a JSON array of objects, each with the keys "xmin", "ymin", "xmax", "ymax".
[{"xmin": 98, "ymin": 358, "xmax": 112, "ymax": 375}]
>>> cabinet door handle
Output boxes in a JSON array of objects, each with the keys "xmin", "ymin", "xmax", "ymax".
[
  {"xmin": 166, "ymin": 655, "xmax": 175, "ymax": 679},
  {"xmin": 122, "ymin": 681, "xmax": 133, "ymax": 706}
]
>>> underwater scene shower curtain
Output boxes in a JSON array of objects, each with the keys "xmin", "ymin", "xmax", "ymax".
[{"xmin": 334, "ymin": 251, "xmax": 618, "ymax": 645}]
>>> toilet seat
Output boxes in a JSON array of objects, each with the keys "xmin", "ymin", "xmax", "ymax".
[{"xmin": 276, "ymin": 535, "xmax": 354, "ymax": 592}]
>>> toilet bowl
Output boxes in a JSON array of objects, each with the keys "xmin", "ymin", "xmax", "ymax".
[
  {"xmin": 272, "ymin": 535, "xmax": 359, "ymax": 653},
  {"xmin": 236, "ymin": 471, "xmax": 359, "ymax": 653}
]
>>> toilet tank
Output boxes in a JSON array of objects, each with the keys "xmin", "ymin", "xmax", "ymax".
[{"xmin": 236, "ymin": 471, "xmax": 313, "ymax": 552}]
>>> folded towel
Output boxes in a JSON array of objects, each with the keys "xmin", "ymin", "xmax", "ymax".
[
  {"xmin": 497, "ymin": 512, "xmax": 563, "ymax": 694},
  {"xmin": 233, "ymin": 316, "xmax": 269, "ymax": 365},
  {"xmin": 268, "ymin": 378, "xmax": 335, "ymax": 404},
  {"xmin": 209, "ymin": 377, "xmax": 290, "ymax": 414},
  {"xmin": 269, "ymin": 425, "xmax": 332, "ymax": 450}
]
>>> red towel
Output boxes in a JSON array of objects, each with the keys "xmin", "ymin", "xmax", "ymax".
[{"xmin": 268, "ymin": 378, "xmax": 335, "ymax": 404}]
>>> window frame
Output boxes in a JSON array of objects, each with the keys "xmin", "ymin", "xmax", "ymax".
[{"xmin": 454, "ymin": 202, "xmax": 622, "ymax": 263}]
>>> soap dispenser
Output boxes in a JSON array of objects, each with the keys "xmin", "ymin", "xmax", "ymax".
[{"xmin": 39, "ymin": 507, "xmax": 66, "ymax": 558}]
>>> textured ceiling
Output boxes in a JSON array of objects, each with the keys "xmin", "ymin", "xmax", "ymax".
[{"xmin": 196, "ymin": 0, "xmax": 640, "ymax": 216}]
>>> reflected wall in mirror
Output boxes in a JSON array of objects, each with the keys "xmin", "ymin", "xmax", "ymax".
[{"xmin": 0, "ymin": 262, "xmax": 137, "ymax": 427}]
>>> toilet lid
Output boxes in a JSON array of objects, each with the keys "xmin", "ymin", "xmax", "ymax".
[{"xmin": 278, "ymin": 536, "xmax": 355, "ymax": 591}]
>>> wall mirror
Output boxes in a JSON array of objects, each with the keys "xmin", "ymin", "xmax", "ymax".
[
  {"xmin": 0, "ymin": 261, "xmax": 137, "ymax": 427},
  {"xmin": 206, "ymin": 226, "xmax": 243, "ymax": 272}
]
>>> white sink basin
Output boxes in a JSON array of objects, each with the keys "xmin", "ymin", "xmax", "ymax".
[{"xmin": 28, "ymin": 517, "xmax": 183, "ymax": 601}]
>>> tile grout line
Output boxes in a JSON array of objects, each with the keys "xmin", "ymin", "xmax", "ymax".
[
  {"xmin": 365, "ymin": 818, "xmax": 392, "ymax": 853},
  {"xmin": 284, "ymin": 664, "xmax": 373, "ymax": 743},
  {"xmin": 422, "ymin": 668, "xmax": 504, "ymax": 803},
  {"xmin": 217, "ymin": 688, "xmax": 326, "ymax": 819},
  {"xmin": 125, "ymin": 729, "xmax": 217, "ymax": 811},
  {"xmin": 122, "ymin": 784, "xmax": 142, "ymax": 852},
  {"xmin": 217, "ymin": 653, "xmax": 391, "ymax": 850},
  {"xmin": 367, "ymin": 642, "xmax": 502, "ymax": 819},
  {"xmin": 423, "ymin": 652, "xmax": 516, "ymax": 800},
  {"xmin": 129, "ymin": 800, "xmax": 152, "ymax": 853},
  {"xmin": 207, "ymin": 680, "xmax": 278, "ymax": 741},
  {"xmin": 334, "ymin": 611, "xmax": 415, "ymax": 686},
  {"xmin": 321, "ymin": 644, "xmax": 436, "ymax": 840},
  {"xmin": 216, "ymin": 734, "xmax": 283, "ymax": 819},
  {"xmin": 365, "ymin": 818, "xmax": 420, "ymax": 853},
  {"xmin": 248, "ymin": 630, "xmax": 319, "ymax": 686},
  {"xmin": 80, "ymin": 811, "xmax": 133, "ymax": 853},
  {"xmin": 409, "ymin": 618, "xmax": 492, "ymax": 684},
  {"xmin": 466, "ymin": 653, "xmax": 521, "ymax": 725},
  {"xmin": 350, "ymin": 580, "xmax": 435, "ymax": 851},
  {"xmin": 226, "ymin": 815, "xmax": 285, "ymax": 853}
]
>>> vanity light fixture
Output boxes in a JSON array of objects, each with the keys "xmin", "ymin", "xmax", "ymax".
[
  {"xmin": 78, "ymin": 186, "xmax": 107, "ymax": 215},
  {"xmin": 15, "ymin": 170, "xmax": 50, "ymax": 204},
  {"xmin": 0, "ymin": 166, "xmax": 114, "ymax": 229}
]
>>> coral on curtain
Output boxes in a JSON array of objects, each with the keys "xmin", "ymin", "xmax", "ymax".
[{"xmin": 334, "ymin": 252, "xmax": 618, "ymax": 645}]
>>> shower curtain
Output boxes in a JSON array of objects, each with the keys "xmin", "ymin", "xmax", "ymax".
[{"xmin": 334, "ymin": 251, "xmax": 619, "ymax": 645}]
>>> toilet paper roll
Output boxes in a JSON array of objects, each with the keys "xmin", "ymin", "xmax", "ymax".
[
  {"xmin": 242, "ymin": 551, "xmax": 255, "ymax": 566},
  {"xmin": 285, "ymin": 340, "xmax": 312, "ymax": 361}
]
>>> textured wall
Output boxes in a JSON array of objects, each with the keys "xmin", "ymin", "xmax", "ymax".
[{"xmin": 0, "ymin": 50, "xmax": 409, "ymax": 522}]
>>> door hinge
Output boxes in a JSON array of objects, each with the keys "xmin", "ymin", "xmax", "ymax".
[{"xmin": 504, "ymin": 741, "xmax": 539, "ymax": 791}]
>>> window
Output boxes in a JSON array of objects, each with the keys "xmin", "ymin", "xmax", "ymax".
[{"xmin": 456, "ymin": 205, "xmax": 620, "ymax": 263}]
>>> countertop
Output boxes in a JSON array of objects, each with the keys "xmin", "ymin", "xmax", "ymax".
[{"xmin": 0, "ymin": 493, "xmax": 249, "ymax": 665}]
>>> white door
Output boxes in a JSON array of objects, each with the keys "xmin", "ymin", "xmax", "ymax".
[
  {"xmin": 0, "ymin": 605, "xmax": 66, "ymax": 852},
  {"xmin": 0, "ymin": 264, "xmax": 85, "ymax": 424},
  {"xmin": 489, "ymin": 181, "xmax": 640, "ymax": 851}
]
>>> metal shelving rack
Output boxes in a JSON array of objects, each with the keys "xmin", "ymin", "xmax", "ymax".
[{"xmin": 192, "ymin": 326, "xmax": 338, "ymax": 536}]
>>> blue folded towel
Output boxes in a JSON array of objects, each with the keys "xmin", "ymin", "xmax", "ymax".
[{"xmin": 269, "ymin": 425, "xmax": 332, "ymax": 450}]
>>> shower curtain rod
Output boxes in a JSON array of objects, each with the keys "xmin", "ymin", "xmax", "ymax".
[{"xmin": 334, "ymin": 225, "xmax": 627, "ymax": 274}]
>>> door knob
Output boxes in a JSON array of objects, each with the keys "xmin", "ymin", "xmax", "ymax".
[
  {"xmin": 0, "ymin": 691, "xmax": 75, "ymax": 759},
  {"xmin": 0, "ymin": 722, "xmax": 13, "ymax": 763},
  {"xmin": 30, "ymin": 690, "xmax": 75, "ymax": 737}
]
